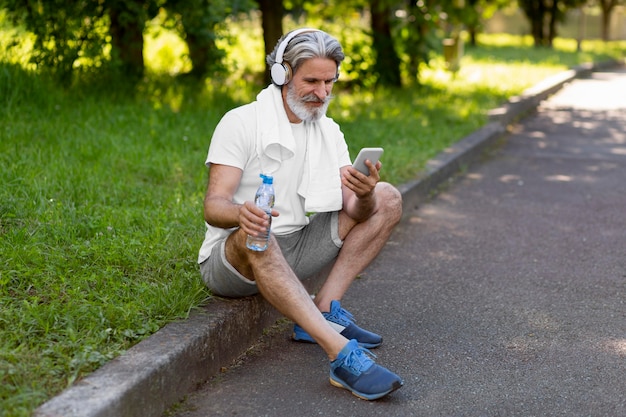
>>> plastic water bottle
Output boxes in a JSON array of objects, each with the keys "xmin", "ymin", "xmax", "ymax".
[{"xmin": 246, "ymin": 174, "xmax": 275, "ymax": 251}]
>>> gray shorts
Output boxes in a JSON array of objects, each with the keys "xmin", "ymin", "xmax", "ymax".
[{"xmin": 200, "ymin": 211, "xmax": 343, "ymax": 297}]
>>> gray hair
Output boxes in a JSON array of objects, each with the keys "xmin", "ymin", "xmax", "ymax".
[{"xmin": 266, "ymin": 30, "xmax": 344, "ymax": 81}]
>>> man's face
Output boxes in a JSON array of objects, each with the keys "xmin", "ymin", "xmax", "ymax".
[{"xmin": 284, "ymin": 57, "xmax": 337, "ymax": 123}]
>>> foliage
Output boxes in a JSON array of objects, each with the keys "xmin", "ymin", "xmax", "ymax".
[
  {"xmin": 455, "ymin": 0, "xmax": 512, "ymax": 45},
  {"xmin": 0, "ymin": 0, "xmax": 165, "ymax": 84},
  {"xmin": 518, "ymin": 0, "xmax": 587, "ymax": 47},
  {"xmin": 594, "ymin": 0, "xmax": 625, "ymax": 41},
  {"xmin": 107, "ymin": 0, "xmax": 162, "ymax": 80},
  {"xmin": 1, "ymin": 0, "xmax": 620, "ymax": 87},
  {"xmin": 369, "ymin": 0, "xmax": 402, "ymax": 87},
  {"xmin": 0, "ymin": 0, "xmax": 111, "ymax": 84},
  {"xmin": 281, "ymin": 0, "xmax": 448, "ymax": 86},
  {"xmin": 0, "ymin": 0, "xmax": 521, "ymax": 87},
  {"xmin": 393, "ymin": 0, "xmax": 449, "ymax": 84},
  {"xmin": 163, "ymin": 0, "xmax": 255, "ymax": 78},
  {"xmin": 0, "ymin": 0, "xmax": 253, "ymax": 84}
]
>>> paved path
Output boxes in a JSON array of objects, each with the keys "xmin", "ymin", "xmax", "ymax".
[{"xmin": 168, "ymin": 69, "xmax": 626, "ymax": 417}]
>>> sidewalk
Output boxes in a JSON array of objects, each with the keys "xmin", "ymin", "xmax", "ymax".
[{"xmin": 35, "ymin": 61, "xmax": 625, "ymax": 417}]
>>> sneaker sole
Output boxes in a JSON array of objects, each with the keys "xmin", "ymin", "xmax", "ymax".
[
  {"xmin": 291, "ymin": 332, "xmax": 317, "ymax": 344},
  {"xmin": 292, "ymin": 333, "xmax": 382, "ymax": 349},
  {"xmin": 353, "ymin": 340, "xmax": 382, "ymax": 349},
  {"xmin": 329, "ymin": 375, "xmax": 403, "ymax": 401}
]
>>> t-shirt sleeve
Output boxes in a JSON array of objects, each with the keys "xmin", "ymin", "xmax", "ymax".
[{"xmin": 206, "ymin": 107, "xmax": 255, "ymax": 170}]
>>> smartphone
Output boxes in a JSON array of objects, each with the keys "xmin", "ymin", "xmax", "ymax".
[{"xmin": 352, "ymin": 147, "xmax": 384, "ymax": 176}]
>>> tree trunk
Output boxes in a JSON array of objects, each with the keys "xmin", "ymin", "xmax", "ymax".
[
  {"xmin": 600, "ymin": 0, "xmax": 617, "ymax": 41},
  {"xmin": 521, "ymin": 0, "xmax": 554, "ymax": 47},
  {"xmin": 258, "ymin": 0, "xmax": 284, "ymax": 84},
  {"xmin": 601, "ymin": 11, "xmax": 610, "ymax": 41},
  {"xmin": 177, "ymin": 6, "xmax": 218, "ymax": 80},
  {"xmin": 468, "ymin": 25, "xmax": 478, "ymax": 47},
  {"xmin": 186, "ymin": 33, "xmax": 216, "ymax": 78},
  {"xmin": 547, "ymin": 0, "xmax": 559, "ymax": 47},
  {"xmin": 466, "ymin": 0, "xmax": 479, "ymax": 47},
  {"xmin": 532, "ymin": 15, "xmax": 544, "ymax": 46},
  {"xmin": 370, "ymin": 0, "xmax": 402, "ymax": 87},
  {"xmin": 108, "ymin": 3, "xmax": 145, "ymax": 80}
]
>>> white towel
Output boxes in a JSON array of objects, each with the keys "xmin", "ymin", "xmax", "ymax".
[{"xmin": 255, "ymin": 85, "xmax": 343, "ymax": 212}]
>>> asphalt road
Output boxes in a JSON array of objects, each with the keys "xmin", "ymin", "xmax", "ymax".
[{"xmin": 167, "ymin": 68, "xmax": 626, "ymax": 417}]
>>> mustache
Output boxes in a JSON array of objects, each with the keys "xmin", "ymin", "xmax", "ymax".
[{"xmin": 301, "ymin": 93, "xmax": 334, "ymax": 104}]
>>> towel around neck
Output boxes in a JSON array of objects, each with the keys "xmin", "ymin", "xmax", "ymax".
[{"xmin": 255, "ymin": 85, "xmax": 343, "ymax": 213}]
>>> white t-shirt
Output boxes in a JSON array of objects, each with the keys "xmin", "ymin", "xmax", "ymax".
[{"xmin": 198, "ymin": 100, "xmax": 351, "ymax": 263}]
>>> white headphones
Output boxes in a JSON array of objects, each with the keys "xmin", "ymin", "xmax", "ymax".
[{"xmin": 270, "ymin": 28, "xmax": 320, "ymax": 86}]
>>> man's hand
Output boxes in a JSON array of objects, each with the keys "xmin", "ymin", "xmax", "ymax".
[
  {"xmin": 341, "ymin": 158, "xmax": 381, "ymax": 198},
  {"xmin": 340, "ymin": 159, "xmax": 381, "ymax": 223},
  {"xmin": 204, "ymin": 164, "xmax": 280, "ymax": 234},
  {"xmin": 239, "ymin": 201, "xmax": 279, "ymax": 237}
]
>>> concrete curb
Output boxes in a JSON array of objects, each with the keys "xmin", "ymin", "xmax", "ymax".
[{"xmin": 34, "ymin": 60, "xmax": 622, "ymax": 417}]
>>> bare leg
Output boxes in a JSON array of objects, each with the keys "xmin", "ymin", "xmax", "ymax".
[
  {"xmin": 314, "ymin": 183, "xmax": 402, "ymax": 312},
  {"xmin": 225, "ymin": 228, "xmax": 348, "ymax": 360}
]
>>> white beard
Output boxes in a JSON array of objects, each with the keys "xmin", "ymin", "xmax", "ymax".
[{"xmin": 286, "ymin": 84, "xmax": 333, "ymax": 122}]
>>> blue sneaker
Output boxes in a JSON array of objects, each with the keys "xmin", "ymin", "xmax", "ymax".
[
  {"xmin": 330, "ymin": 339, "xmax": 403, "ymax": 400},
  {"xmin": 292, "ymin": 300, "xmax": 383, "ymax": 348}
]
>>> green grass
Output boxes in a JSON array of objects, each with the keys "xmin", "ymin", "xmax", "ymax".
[
  {"xmin": 1, "ymin": 27, "xmax": 624, "ymax": 416},
  {"xmin": 0, "ymin": 71, "xmax": 228, "ymax": 415}
]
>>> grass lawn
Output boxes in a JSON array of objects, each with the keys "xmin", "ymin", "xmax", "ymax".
[{"xmin": 0, "ymin": 28, "xmax": 624, "ymax": 416}]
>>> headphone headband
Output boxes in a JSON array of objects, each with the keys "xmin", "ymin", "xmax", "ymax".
[{"xmin": 274, "ymin": 28, "xmax": 320, "ymax": 65}]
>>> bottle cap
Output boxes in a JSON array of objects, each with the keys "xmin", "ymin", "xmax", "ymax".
[{"xmin": 260, "ymin": 174, "xmax": 273, "ymax": 184}]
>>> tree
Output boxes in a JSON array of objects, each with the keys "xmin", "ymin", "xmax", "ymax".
[
  {"xmin": 394, "ymin": 0, "xmax": 440, "ymax": 83},
  {"xmin": 108, "ymin": 0, "xmax": 160, "ymax": 81},
  {"xmin": 164, "ymin": 0, "xmax": 255, "ymax": 79},
  {"xmin": 457, "ymin": 0, "xmax": 512, "ymax": 46},
  {"xmin": 257, "ymin": 0, "xmax": 284, "ymax": 84},
  {"xmin": 0, "ymin": 0, "xmax": 161, "ymax": 83},
  {"xmin": 519, "ymin": 0, "xmax": 547, "ymax": 46},
  {"xmin": 518, "ymin": 0, "xmax": 586, "ymax": 47},
  {"xmin": 1, "ymin": 0, "xmax": 104, "ymax": 84},
  {"xmin": 596, "ymin": 0, "xmax": 623, "ymax": 41},
  {"xmin": 395, "ymin": 0, "xmax": 474, "ymax": 82},
  {"xmin": 0, "ymin": 0, "xmax": 254, "ymax": 83},
  {"xmin": 370, "ymin": 0, "xmax": 402, "ymax": 87}
]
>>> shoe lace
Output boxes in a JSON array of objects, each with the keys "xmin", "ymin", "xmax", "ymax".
[
  {"xmin": 327, "ymin": 303, "xmax": 355, "ymax": 326},
  {"xmin": 342, "ymin": 346, "xmax": 376, "ymax": 375}
]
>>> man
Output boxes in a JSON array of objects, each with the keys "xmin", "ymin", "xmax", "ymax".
[{"xmin": 198, "ymin": 28, "xmax": 403, "ymax": 400}]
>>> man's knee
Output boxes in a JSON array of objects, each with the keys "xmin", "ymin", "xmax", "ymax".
[
  {"xmin": 226, "ymin": 229, "xmax": 285, "ymax": 267},
  {"xmin": 222, "ymin": 230, "xmax": 250, "ymax": 277},
  {"xmin": 375, "ymin": 182, "xmax": 403, "ymax": 224}
]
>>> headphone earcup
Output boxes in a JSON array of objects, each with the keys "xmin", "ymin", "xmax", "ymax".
[{"xmin": 271, "ymin": 62, "xmax": 292, "ymax": 86}]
